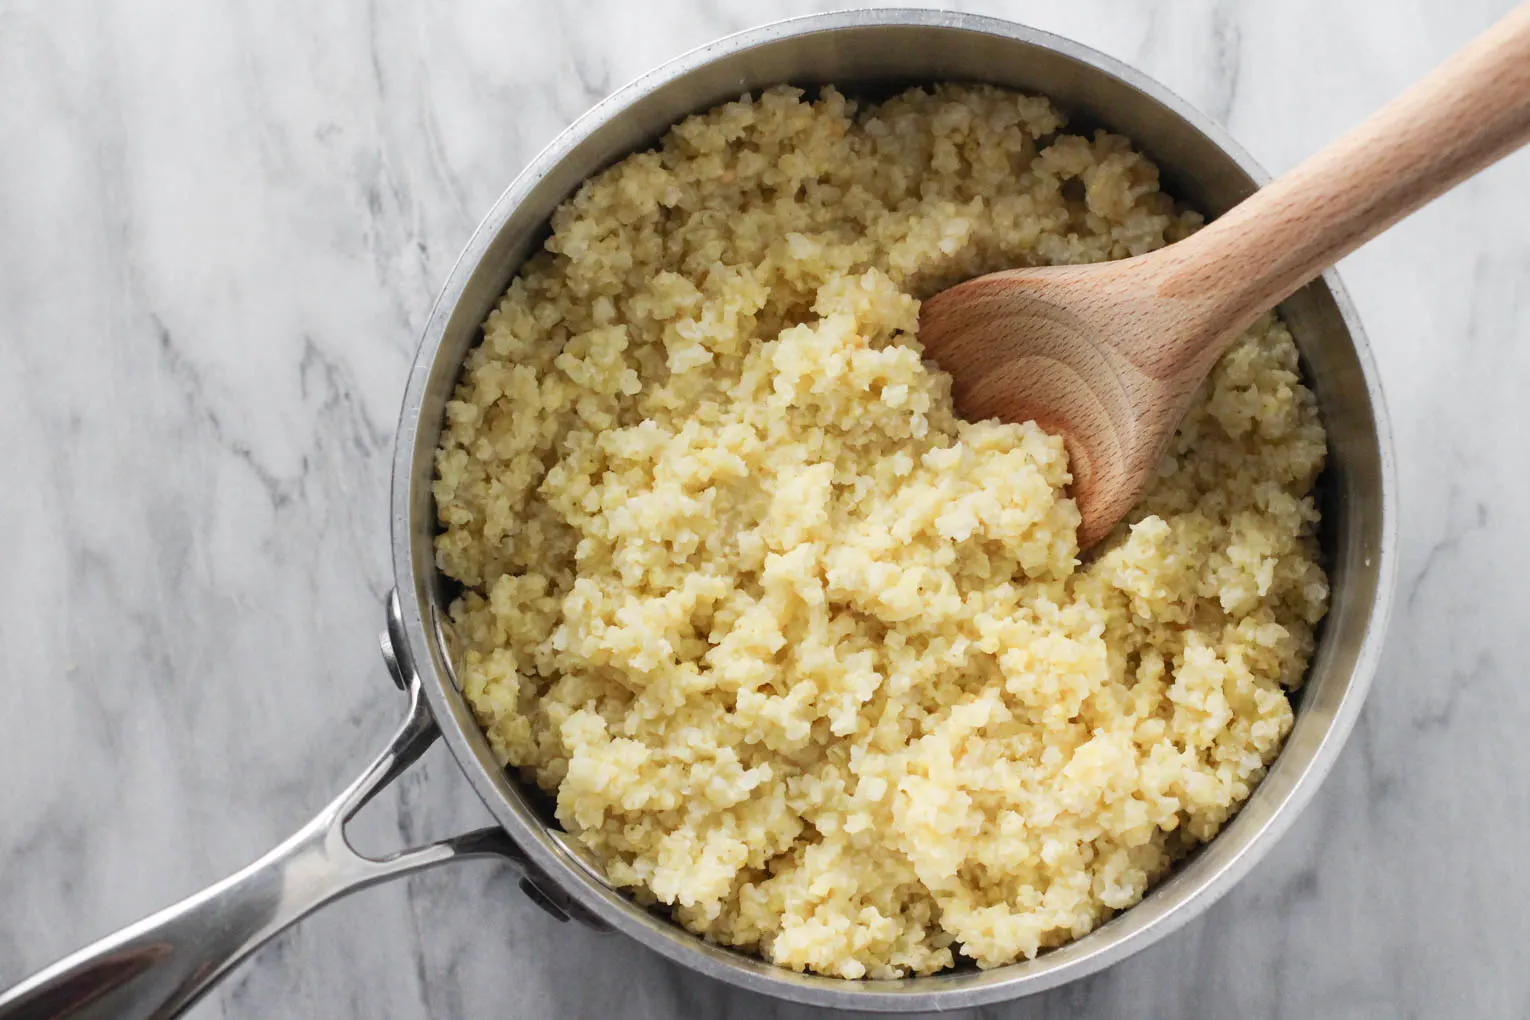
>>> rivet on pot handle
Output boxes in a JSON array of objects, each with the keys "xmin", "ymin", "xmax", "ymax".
[{"xmin": 0, "ymin": 599, "xmax": 522, "ymax": 1020}]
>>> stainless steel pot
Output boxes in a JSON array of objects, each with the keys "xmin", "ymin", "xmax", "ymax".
[{"xmin": 0, "ymin": 9, "xmax": 1397, "ymax": 1018}]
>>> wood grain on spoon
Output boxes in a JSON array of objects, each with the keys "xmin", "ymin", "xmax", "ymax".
[{"xmin": 919, "ymin": 2, "xmax": 1530, "ymax": 549}]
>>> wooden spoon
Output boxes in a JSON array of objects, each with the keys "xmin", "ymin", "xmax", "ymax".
[{"xmin": 919, "ymin": 3, "xmax": 1530, "ymax": 548}]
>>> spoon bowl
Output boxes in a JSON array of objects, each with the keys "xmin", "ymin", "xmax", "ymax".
[{"xmin": 920, "ymin": 258, "xmax": 1216, "ymax": 548}]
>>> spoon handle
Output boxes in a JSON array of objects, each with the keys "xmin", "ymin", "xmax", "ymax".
[{"xmin": 1161, "ymin": 2, "xmax": 1530, "ymax": 336}]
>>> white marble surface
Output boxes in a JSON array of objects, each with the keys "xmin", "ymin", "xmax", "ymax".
[{"xmin": 2, "ymin": 0, "xmax": 1528, "ymax": 1016}]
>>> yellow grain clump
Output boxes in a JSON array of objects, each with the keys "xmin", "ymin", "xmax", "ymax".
[{"xmin": 433, "ymin": 84, "xmax": 1328, "ymax": 978}]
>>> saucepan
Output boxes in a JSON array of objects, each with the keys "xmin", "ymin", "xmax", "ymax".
[{"xmin": 0, "ymin": 9, "xmax": 1396, "ymax": 1017}]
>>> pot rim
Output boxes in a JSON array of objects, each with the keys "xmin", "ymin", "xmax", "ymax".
[{"xmin": 390, "ymin": 8, "xmax": 1398, "ymax": 1010}]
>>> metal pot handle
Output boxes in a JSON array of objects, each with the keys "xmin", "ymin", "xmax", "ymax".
[{"xmin": 0, "ymin": 601, "xmax": 523, "ymax": 1020}]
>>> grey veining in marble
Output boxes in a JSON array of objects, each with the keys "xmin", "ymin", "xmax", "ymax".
[{"xmin": 3, "ymin": 0, "xmax": 1528, "ymax": 1017}]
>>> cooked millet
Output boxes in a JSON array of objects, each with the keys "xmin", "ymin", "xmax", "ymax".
[{"xmin": 433, "ymin": 84, "xmax": 1328, "ymax": 979}]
